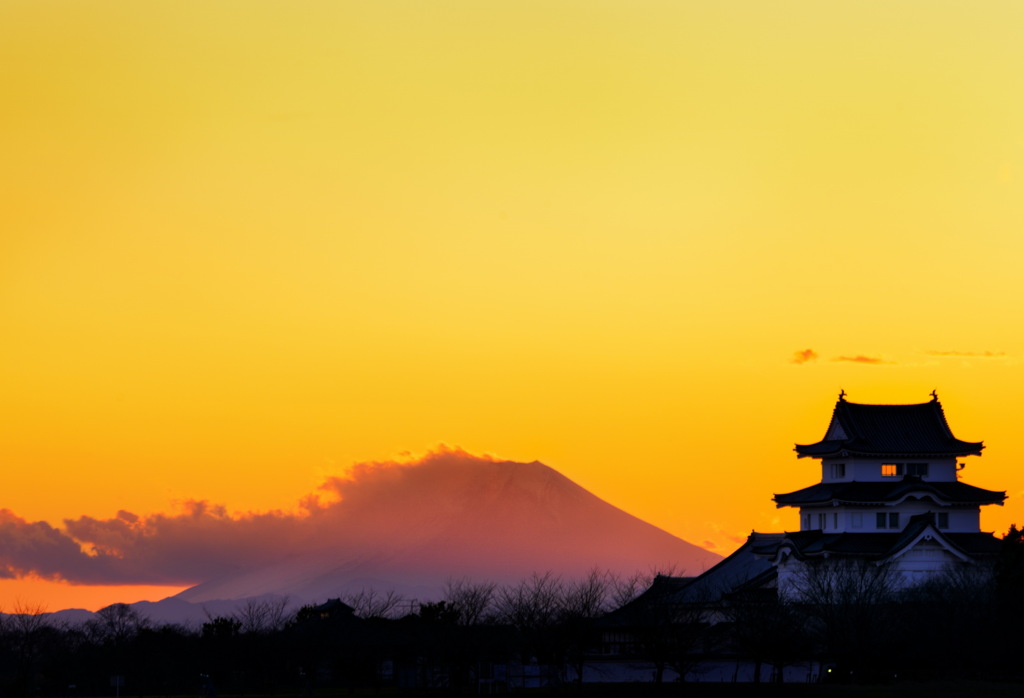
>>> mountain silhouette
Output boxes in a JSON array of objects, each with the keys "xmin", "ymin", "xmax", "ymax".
[{"xmin": 175, "ymin": 454, "xmax": 720, "ymax": 604}]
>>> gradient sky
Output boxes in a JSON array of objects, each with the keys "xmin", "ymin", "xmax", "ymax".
[{"xmin": 4, "ymin": 1, "xmax": 1024, "ymax": 611}]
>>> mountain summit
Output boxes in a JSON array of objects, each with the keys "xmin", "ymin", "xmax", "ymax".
[{"xmin": 175, "ymin": 450, "xmax": 720, "ymax": 603}]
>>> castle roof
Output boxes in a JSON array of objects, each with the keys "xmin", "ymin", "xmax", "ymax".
[
  {"xmin": 794, "ymin": 396, "xmax": 983, "ymax": 459},
  {"xmin": 769, "ymin": 515, "xmax": 1003, "ymax": 561},
  {"xmin": 774, "ymin": 476, "xmax": 1005, "ymax": 508},
  {"xmin": 604, "ymin": 533, "xmax": 783, "ymax": 614}
]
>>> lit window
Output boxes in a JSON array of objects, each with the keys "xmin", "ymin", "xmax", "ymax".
[{"xmin": 881, "ymin": 464, "xmax": 900, "ymax": 477}]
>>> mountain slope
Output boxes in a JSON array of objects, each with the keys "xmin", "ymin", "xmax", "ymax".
[{"xmin": 175, "ymin": 455, "xmax": 720, "ymax": 603}]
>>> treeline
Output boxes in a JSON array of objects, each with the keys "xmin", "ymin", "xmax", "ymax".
[
  {"xmin": 624, "ymin": 525, "xmax": 1024, "ymax": 684},
  {"xmin": 717, "ymin": 557, "xmax": 1024, "ymax": 684},
  {"xmin": 0, "ymin": 570, "xmax": 649, "ymax": 697},
  {"xmin": 6, "ymin": 530, "xmax": 1024, "ymax": 697}
]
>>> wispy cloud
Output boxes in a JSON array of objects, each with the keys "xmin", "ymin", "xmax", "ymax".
[
  {"xmin": 833, "ymin": 355, "xmax": 890, "ymax": 364},
  {"xmin": 926, "ymin": 350, "xmax": 1007, "ymax": 359},
  {"xmin": 791, "ymin": 348, "xmax": 818, "ymax": 364}
]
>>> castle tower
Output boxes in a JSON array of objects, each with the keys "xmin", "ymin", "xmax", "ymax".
[
  {"xmin": 770, "ymin": 392, "xmax": 1005, "ymax": 590},
  {"xmin": 775, "ymin": 391, "xmax": 1003, "ymax": 534}
]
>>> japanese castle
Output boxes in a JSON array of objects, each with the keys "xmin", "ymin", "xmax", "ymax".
[
  {"xmin": 655, "ymin": 391, "xmax": 1006, "ymax": 601},
  {"xmin": 593, "ymin": 392, "xmax": 1008, "ymax": 683},
  {"xmin": 769, "ymin": 390, "xmax": 1005, "ymax": 593},
  {"xmin": 625, "ymin": 391, "xmax": 1006, "ymax": 605}
]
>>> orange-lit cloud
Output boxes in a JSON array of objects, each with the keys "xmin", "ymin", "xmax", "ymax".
[
  {"xmin": 833, "ymin": 355, "xmax": 889, "ymax": 365},
  {"xmin": 0, "ymin": 448, "xmax": 711, "ymax": 589},
  {"xmin": 791, "ymin": 348, "xmax": 818, "ymax": 364}
]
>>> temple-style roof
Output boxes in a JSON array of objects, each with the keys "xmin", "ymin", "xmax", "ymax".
[
  {"xmin": 605, "ymin": 533, "xmax": 783, "ymax": 614},
  {"xmin": 771, "ymin": 514, "xmax": 1003, "ymax": 561},
  {"xmin": 794, "ymin": 396, "xmax": 983, "ymax": 459},
  {"xmin": 774, "ymin": 476, "xmax": 1005, "ymax": 508}
]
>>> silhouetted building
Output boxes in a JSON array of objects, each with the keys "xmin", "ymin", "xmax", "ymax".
[
  {"xmin": 590, "ymin": 392, "xmax": 1007, "ymax": 683},
  {"xmin": 771, "ymin": 391, "xmax": 1004, "ymax": 594}
]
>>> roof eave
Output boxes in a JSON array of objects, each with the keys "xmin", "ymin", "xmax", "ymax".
[{"xmin": 794, "ymin": 447, "xmax": 984, "ymax": 460}]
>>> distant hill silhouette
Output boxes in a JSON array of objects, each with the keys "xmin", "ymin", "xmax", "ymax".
[{"xmin": 175, "ymin": 454, "xmax": 720, "ymax": 604}]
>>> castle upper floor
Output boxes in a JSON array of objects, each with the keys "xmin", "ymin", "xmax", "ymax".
[{"xmin": 778, "ymin": 392, "xmax": 1004, "ymax": 534}]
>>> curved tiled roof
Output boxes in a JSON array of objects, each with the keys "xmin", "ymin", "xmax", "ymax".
[
  {"xmin": 773, "ymin": 477, "xmax": 1005, "ymax": 507},
  {"xmin": 774, "ymin": 518, "xmax": 1003, "ymax": 560},
  {"xmin": 795, "ymin": 399, "xmax": 983, "ymax": 458}
]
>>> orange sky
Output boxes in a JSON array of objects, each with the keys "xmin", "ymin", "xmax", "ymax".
[{"xmin": 3, "ymin": 1, "xmax": 1024, "ymax": 611}]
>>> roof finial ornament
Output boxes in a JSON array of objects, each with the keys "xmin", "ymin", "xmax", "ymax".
[
  {"xmin": 930, "ymin": 389, "xmax": 939, "ymax": 402},
  {"xmin": 838, "ymin": 389, "xmax": 847, "ymax": 402}
]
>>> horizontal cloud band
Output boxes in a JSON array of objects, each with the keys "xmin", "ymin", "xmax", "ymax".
[{"xmin": 1, "ymin": 448, "xmax": 494, "ymax": 586}]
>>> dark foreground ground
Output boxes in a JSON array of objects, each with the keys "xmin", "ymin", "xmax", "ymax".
[
  {"xmin": 156, "ymin": 683, "xmax": 1024, "ymax": 698},
  {"xmin": 554, "ymin": 682, "xmax": 1024, "ymax": 698}
]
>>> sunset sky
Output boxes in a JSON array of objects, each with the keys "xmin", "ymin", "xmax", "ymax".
[{"xmin": 4, "ymin": 1, "xmax": 1024, "ymax": 611}]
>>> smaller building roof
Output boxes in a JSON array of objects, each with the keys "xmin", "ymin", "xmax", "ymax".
[
  {"xmin": 774, "ymin": 476, "xmax": 1005, "ymax": 508},
  {"xmin": 794, "ymin": 396, "xmax": 983, "ymax": 459},
  {"xmin": 606, "ymin": 533, "xmax": 783, "ymax": 617}
]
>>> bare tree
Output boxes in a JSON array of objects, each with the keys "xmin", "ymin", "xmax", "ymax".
[
  {"xmin": 728, "ymin": 588, "xmax": 809, "ymax": 683},
  {"xmin": 608, "ymin": 570, "xmax": 654, "ymax": 609},
  {"xmin": 561, "ymin": 568, "xmax": 612, "ymax": 620},
  {"xmin": 6, "ymin": 601, "xmax": 50, "ymax": 637},
  {"xmin": 86, "ymin": 603, "xmax": 149, "ymax": 645},
  {"xmin": 3, "ymin": 601, "xmax": 52, "ymax": 690},
  {"xmin": 232, "ymin": 597, "xmax": 291, "ymax": 634},
  {"xmin": 342, "ymin": 588, "xmax": 406, "ymax": 619},
  {"xmin": 792, "ymin": 557, "xmax": 900, "ymax": 679},
  {"xmin": 442, "ymin": 577, "xmax": 496, "ymax": 626},
  {"xmin": 493, "ymin": 572, "xmax": 564, "ymax": 632}
]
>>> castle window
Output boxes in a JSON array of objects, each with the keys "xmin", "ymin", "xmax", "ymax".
[
  {"xmin": 817, "ymin": 513, "xmax": 826, "ymax": 529},
  {"xmin": 907, "ymin": 463, "xmax": 929, "ymax": 477},
  {"xmin": 880, "ymin": 462, "xmax": 929, "ymax": 478},
  {"xmin": 831, "ymin": 463, "xmax": 846, "ymax": 479},
  {"xmin": 833, "ymin": 513, "xmax": 838, "ymax": 529},
  {"xmin": 851, "ymin": 512, "xmax": 863, "ymax": 529},
  {"xmin": 876, "ymin": 512, "xmax": 900, "ymax": 529},
  {"xmin": 937, "ymin": 512, "xmax": 949, "ymax": 529}
]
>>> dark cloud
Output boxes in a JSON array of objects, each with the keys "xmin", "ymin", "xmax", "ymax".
[
  {"xmin": 0, "ymin": 448, "xmax": 509, "ymax": 586},
  {"xmin": 833, "ymin": 355, "xmax": 889, "ymax": 364},
  {"xmin": 926, "ymin": 350, "xmax": 1007, "ymax": 358},
  {"xmin": 791, "ymin": 349, "xmax": 818, "ymax": 364},
  {"xmin": 0, "ymin": 509, "xmax": 111, "ymax": 582}
]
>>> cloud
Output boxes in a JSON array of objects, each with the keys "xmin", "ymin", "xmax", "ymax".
[
  {"xmin": 0, "ymin": 448, "xmax": 518, "ymax": 587},
  {"xmin": 925, "ymin": 350, "xmax": 1007, "ymax": 359},
  {"xmin": 833, "ymin": 355, "xmax": 889, "ymax": 364},
  {"xmin": 791, "ymin": 348, "xmax": 818, "ymax": 364}
]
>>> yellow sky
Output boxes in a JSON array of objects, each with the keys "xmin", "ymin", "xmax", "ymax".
[{"xmin": 3, "ymin": 1, "xmax": 1024, "ymax": 610}]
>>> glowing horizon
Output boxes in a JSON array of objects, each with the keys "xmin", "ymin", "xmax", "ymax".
[{"xmin": 3, "ymin": 1, "xmax": 1024, "ymax": 611}]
